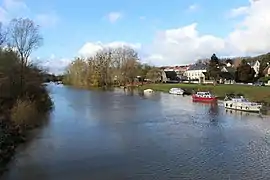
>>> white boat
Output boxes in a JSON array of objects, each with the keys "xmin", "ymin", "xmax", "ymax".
[
  {"xmin": 169, "ymin": 88, "xmax": 184, "ymax": 95},
  {"xmin": 223, "ymin": 94, "xmax": 262, "ymax": 112},
  {"xmin": 143, "ymin": 89, "xmax": 154, "ymax": 94}
]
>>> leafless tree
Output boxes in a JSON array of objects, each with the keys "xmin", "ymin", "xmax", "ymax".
[
  {"xmin": 146, "ymin": 68, "xmax": 162, "ymax": 83},
  {"xmin": 8, "ymin": 18, "xmax": 43, "ymax": 90},
  {"xmin": 64, "ymin": 46, "xmax": 142, "ymax": 87},
  {"xmin": 8, "ymin": 18, "xmax": 43, "ymax": 66},
  {"xmin": 0, "ymin": 23, "xmax": 7, "ymax": 46}
]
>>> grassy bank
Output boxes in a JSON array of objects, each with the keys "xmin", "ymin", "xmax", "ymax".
[{"xmin": 140, "ymin": 83, "xmax": 270, "ymax": 105}]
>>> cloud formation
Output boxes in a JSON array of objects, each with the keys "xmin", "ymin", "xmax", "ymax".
[
  {"xmin": 0, "ymin": 0, "xmax": 59, "ymax": 27},
  {"xmin": 0, "ymin": 0, "xmax": 29, "ymax": 23},
  {"xmin": 78, "ymin": 41, "xmax": 141, "ymax": 57},
  {"xmin": 188, "ymin": 3, "xmax": 200, "ymax": 12},
  {"xmin": 107, "ymin": 12, "xmax": 122, "ymax": 23},
  {"xmin": 37, "ymin": 54, "xmax": 71, "ymax": 75},
  {"xmin": 79, "ymin": 0, "xmax": 270, "ymax": 67}
]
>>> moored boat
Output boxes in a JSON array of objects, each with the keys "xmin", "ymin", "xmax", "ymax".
[
  {"xmin": 143, "ymin": 89, "xmax": 154, "ymax": 94},
  {"xmin": 169, "ymin": 88, "xmax": 184, "ymax": 95},
  {"xmin": 192, "ymin": 91, "xmax": 217, "ymax": 102},
  {"xmin": 223, "ymin": 94, "xmax": 262, "ymax": 112}
]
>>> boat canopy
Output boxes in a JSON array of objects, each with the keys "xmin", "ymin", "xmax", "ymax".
[{"xmin": 196, "ymin": 92, "xmax": 211, "ymax": 96}]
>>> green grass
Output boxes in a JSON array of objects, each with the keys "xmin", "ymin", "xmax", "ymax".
[{"xmin": 140, "ymin": 83, "xmax": 270, "ymax": 105}]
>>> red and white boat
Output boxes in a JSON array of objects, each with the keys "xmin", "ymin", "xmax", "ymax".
[{"xmin": 192, "ymin": 91, "xmax": 217, "ymax": 103}]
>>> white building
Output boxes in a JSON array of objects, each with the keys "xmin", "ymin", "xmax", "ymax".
[
  {"xmin": 249, "ymin": 60, "xmax": 260, "ymax": 77},
  {"xmin": 184, "ymin": 63, "xmax": 207, "ymax": 83}
]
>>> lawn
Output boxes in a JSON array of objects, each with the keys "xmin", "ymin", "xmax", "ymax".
[{"xmin": 140, "ymin": 83, "xmax": 270, "ymax": 105}]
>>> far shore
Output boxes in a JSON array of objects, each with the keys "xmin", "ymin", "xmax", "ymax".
[{"xmin": 138, "ymin": 83, "xmax": 270, "ymax": 105}]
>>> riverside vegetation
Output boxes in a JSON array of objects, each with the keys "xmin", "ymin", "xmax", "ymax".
[
  {"xmin": 64, "ymin": 48, "xmax": 270, "ymax": 105},
  {"xmin": 0, "ymin": 18, "xmax": 53, "ymax": 174},
  {"xmin": 63, "ymin": 47, "xmax": 162, "ymax": 88}
]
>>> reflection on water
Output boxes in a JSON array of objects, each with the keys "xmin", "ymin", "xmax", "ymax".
[{"xmin": 2, "ymin": 84, "xmax": 270, "ymax": 180}]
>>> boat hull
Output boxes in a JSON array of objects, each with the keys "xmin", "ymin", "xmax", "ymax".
[
  {"xmin": 223, "ymin": 101, "xmax": 262, "ymax": 112},
  {"xmin": 169, "ymin": 91, "xmax": 184, "ymax": 95},
  {"xmin": 169, "ymin": 88, "xmax": 184, "ymax": 95},
  {"xmin": 192, "ymin": 95, "xmax": 217, "ymax": 102},
  {"xmin": 143, "ymin": 89, "xmax": 154, "ymax": 94}
]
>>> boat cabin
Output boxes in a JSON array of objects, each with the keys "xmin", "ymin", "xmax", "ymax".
[{"xmin": 195, "ymin": 92, "xmax": 213, "ymax": 98}]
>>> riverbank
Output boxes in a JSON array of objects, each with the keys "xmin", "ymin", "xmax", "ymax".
[
  {"xmin": 0, "ymin": 102, "xmax": 52, "ymax": 175},
  {"xmin": 139, "ymin": 83, "xmax": 270, "ymax": 105}
]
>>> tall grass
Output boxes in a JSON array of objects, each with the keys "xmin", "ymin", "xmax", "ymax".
[{"xmin": 10, "ymin": 99, "xmax": 39, "ymax": 130}]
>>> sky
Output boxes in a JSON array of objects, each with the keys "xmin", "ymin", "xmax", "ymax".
[{"xmin": 0, "ymin": 0, "xmax": 269, "ymax": 74}]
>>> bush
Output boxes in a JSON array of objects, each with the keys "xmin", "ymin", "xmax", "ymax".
[
  {"xmin": 258, "ymin": 76, "xmax": 270, "ymax": 83},
  {"xmin": 10, "ymin": 99, "xmax": 39, "ymax": 131}
]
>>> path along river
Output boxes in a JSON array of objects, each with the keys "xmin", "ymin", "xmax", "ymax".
[{"xmin": 1, "ymin": 84, "xmax": 270, "ymax": 180}]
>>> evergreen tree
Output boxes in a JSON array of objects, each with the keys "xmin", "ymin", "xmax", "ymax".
[{"xmin": 207, "ymin": 53, "xmax": 221, "ymax": 82}]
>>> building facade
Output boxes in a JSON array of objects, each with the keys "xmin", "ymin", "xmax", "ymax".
[
  {"xmin": 184, "ymin": 63, "xmax": 207, "ymax": 83},
  {"xmin": 250, "ymin": 60, "xmax": 260, "ymax": 77}
]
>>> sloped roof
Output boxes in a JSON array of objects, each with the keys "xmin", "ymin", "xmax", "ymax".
[{"xmin": 187, "ymin": 63, "xmax": 207, "ymax": 70}]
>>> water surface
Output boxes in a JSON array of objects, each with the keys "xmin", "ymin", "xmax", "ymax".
[{"xmin": 2, "ymin": 84, "xmax": 270, "ymax": 180}]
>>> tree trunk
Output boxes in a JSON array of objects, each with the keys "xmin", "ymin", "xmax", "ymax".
[{"xmin": 20, "ymin": 57, "xmax": 25, "ymax": 97}]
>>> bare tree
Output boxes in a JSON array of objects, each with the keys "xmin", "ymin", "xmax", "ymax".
[
  {"xmin": 8, "ymin": 18, "xmax": 43, "ymax": 91},
  {"xmin": 146, "ymin": 68, "xmax": 162, "ymax": 83},
  {"xmin": 64, "ymin": 46, "xmax": 142, "ymax": 88},
  {"xmin": 0, "ymin": 23, "xmax": 7, "ymax": 46},
  {"xmin": 8, "ymin": 18, "xmax": 43, "ymax": 66}
]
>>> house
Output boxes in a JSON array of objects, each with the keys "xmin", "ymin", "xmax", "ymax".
[
  {"xmin": 162, "ymin": 65, "xmax": 189, "ymax": 76},
  {"xmin": 220, "ymin": 66, "xmax": 236, "ymax": 84},
  {"xmin": 249, "ymin": 60, "xmax": 260, "ymax": 77},
  {"xmin": 161, "ymin": 65, "xmax": 190, "ymax": 81},
  {"xmin": 263, "ymin": 64, "xmax": 270, "ymax": 77},
  {"xmin": 174, "ymin": 65, "xmax": 190, "ymax": 76},
  {"xmin": 184, "ymin": 63, "xmax": 207, "ymax": 83}
]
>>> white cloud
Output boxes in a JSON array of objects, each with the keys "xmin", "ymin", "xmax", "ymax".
[
  {"xmin": 0, "ymin": 0, "xmax": 59, "ymax": 28},
  {"xmin": 188, "ymin": 3, "xmax": 200, "ymax": 12},
  {"xmin": 78, "ymin": 41, "xmax": 141, "ymax": 57},
  {"xmin": 144, "ymin": 0, "xmax": 270, "ymax": 65},
  {"xmin": 3, "ymin": 0, "xmax": 28, "ymax": 12},
  {"xmin": 35, "ymin": 12, "xmax": 59, "ymax": 28},
  {"xmin": 227, "ymin": 0, "xmax": 270, "ymax": 55},
  {"xmin": 148, "ymin": 23, "xmax": 225, "ymax": 65},
  {"xmin": 37, "ymin": 54, "xmax": 72, "ymax": 75},
  {"xmin": 0, "ymin": 0, "xmax": 29, "ymax": 23},
  {"xmin": 52, "ymin": 0, "xmax": 266, "ymax": 72},
  {"xmin": 228, "ymin": 6, "xmax": 248, "ymax": 18},
  {"xmin": 107, "ymin": 12, "xmax": 122, "ymax": 23}
]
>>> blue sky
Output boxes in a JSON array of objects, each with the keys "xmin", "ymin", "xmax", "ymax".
[{"xmin": 0, "ymin": 0, "xmax": 269, "ymax": 74}]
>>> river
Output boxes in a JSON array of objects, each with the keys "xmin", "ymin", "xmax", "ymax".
[{"xmin": 1, "ymin": 84, "xmax": 270, "ymax": 180}]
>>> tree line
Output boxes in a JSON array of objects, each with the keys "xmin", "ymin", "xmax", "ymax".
[
  {"xmin": 0, "ymin": 18, "xmax": 52, "ymax": 173},
  {"xmin": 207, "ymin": 53, "xmax": 270, "ymax": 83},
  {"xmin": 63, "ymin": 47, "xmax": 162, "ymax": 87}
]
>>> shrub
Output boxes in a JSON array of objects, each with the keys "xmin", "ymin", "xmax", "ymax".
[{"xmin": 10, "ymin": 99, "xmax": 39, "ymax": 131}]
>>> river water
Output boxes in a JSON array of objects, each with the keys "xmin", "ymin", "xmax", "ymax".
[{"xmin": 1, "ymin": 84, "xmax": 270, "ymax": 180}]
